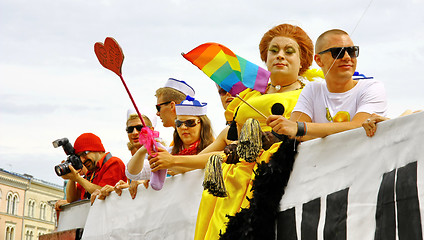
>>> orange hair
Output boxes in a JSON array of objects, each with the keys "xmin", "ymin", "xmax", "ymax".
[{"xmin": 259, "ymin": 24, "xmax": 313, "ymax": 76}]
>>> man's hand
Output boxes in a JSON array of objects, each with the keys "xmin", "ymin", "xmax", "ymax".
[
  {"xmin": 90, "ymin": 185, "xmax": 115, "ymax": 205},
  {"xmin": 266, "ymin": 115, "xmax": 297, "ymax": 137},
  {"xmin": 60, "ymin": 165, "xmax": 81, "ymax": 181},
  {"xmin": 114, "ymin": 180, "xmax": 129, "ymax": 196},
  {"xmin": 128, "ymin": 180, "xmax": 149, "ymax": 199},
  {"xmin": 362, "ymin": 113, "xmax": 390, "ymax": 137},
  {"xmin": 90, "ymin": 189, "xmax": 101, "ymax": 205},
  {"xmin": 54, "ymin": 199, "xmax": 69, "ymax": 211}
]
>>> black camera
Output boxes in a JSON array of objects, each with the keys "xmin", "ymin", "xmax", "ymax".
[{"xmin": 53, "ymin": 138, "xmax": 83, "ymax": 176}]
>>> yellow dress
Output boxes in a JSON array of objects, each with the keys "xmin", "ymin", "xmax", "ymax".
[{"xmin": 194, "ymin": 87, "xmax": 302, "ymax": 240}]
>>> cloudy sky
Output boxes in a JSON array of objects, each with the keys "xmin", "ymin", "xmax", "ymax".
[{"xmin": 1, "ymin": 0, "xmax": 423, "ymax": 186}]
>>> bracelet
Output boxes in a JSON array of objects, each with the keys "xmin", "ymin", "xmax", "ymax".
[{"xmin": 296, "ymin": 122, "xmax": 307, "ymax": 137}]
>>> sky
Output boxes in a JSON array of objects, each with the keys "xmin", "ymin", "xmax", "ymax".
[{"xmin": 1, "ymin": 0, "xmax": 423, "ymax": 186}]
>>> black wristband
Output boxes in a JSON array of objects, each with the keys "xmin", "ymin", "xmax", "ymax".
[{"xmin": 296, "ymin": 122, "xmax": 306, "ymax": 137}]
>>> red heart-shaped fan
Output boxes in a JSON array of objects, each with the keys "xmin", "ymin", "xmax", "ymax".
[{"xmin": 94, "ymin": 37, "xmax": 124, "ymax": 76}]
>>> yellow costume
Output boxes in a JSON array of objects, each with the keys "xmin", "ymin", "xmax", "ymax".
[{"xmin": 194, "ymin": 87, "xmax": 302, "ymax": 240}]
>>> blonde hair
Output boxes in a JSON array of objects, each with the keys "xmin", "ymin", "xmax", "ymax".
[
  {"xmin": 126, "ymin": 114, "xmax": 153, "ymax": 127},
  {"xmin": 155, "ymin": 87, "xmax": 187, "ymax": 104}
]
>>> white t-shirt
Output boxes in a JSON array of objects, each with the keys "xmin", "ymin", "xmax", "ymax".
[{"xmin": 293, "ymin": 79, "xmax": 387, "ymax": 123}]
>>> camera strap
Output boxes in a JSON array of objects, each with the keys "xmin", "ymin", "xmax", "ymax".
[
  {"xmin": 89, "ymin": 153, "xmax": 112, "ymax": 181},
  {"xmin": 103, "ymin": 152, "xmax": 112, "ymax": 165},
  {"xmin": 88, "ymin": 153, "xmax": 112, "ymax": 182},
  {"xmin": 83, "ymin": 152, "xmax": 113, "ymax": 200}
]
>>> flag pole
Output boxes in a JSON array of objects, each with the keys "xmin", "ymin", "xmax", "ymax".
[
  {"xmin": 235, "ymin": 94, "xmax": 267, "ymax": 119},
  {"xmin": 118, "ymin": 74, "xmax": 147, "ymax": 127}
]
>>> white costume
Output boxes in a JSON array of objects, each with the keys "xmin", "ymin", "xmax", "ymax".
[{"xmin": 293, "ymin": 79, "xmax": 387, "ymax": 123}]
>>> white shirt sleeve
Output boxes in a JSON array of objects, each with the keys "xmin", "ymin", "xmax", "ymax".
[
  {"xmin": 125, "ymin": 158, "xmax": 151, "ymax": 181},
  {"xmin": 125, "ymin": 141, "xmax": 173, "ymax": 181},
  {"xmin": 356, "ymin": 80, "xmax": 388, "ymax": 116}
]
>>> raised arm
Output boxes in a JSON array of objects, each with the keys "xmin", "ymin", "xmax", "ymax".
[
  {"xmin": 65, "ymin": 179, "xmax": 81, "ymax": 203},
  {"xmin": 127, "ymin": 146, "xmax": 148, "ymax": 175}
]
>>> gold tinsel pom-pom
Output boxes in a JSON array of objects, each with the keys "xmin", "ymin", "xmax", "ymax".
[
  {"xmin": 237, "ymin": 118, "xmax": 262, "ymax": 163},
  {"xmin": 203, "ymin": 154, "xmax": 228, "ymax": 197}
]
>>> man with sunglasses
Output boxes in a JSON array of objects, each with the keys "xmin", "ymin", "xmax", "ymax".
[
  {"xmin": 61, "ymin": 133, "xmax": 127, "ymax": 203},
  {"xmin": 90, "ymin": 110, "xmax": 163, "ymax": 202},
  {"xmin": 155, "ymin": 78, "xmax": 196, "ymax": 128},
  {"xmin": 125, "ymin": 108, "xmax": 157, "ymax": 155},
  {"xmin": 267, "ymin": 29, "xmax": 387, "ymax": 140}
]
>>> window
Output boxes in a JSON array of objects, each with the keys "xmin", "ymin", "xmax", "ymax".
[
  {"xmin": 7, "ymin": 193, "xmax": 13, "ymax": 214},
  {"xmin": 6, "ymin": 193, "xmax": 18, "ymax": 215},
  {"xmin": 40, "ymin": 202, "xmax": 46, "ymax": 220},
  {"xmin": 28, "ymin": 200, "xmax": 35, "ymax": 217},
  {"xmin": 12, "ymin": 195, "xmax": 17, "ymax": 214},
  {"xmin": 5, "ymin": 225, "xmax": 15, "ymax": 240},
  {"xmin": 25, "ymin": 230, "xmax": 34, "ymax": 240},
  {"xmin": 12, "ymin": 194, "xmax": 19, "ymax": 215}
]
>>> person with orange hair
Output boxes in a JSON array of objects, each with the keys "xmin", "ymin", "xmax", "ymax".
[
  {"xmin": 223, "ymin": 23, "xmax": 316, "ymax": 131},
  {"xmin": 145, "ymin": 24, "xmax": 320, "ymax": 239},
  {"xmin": 151, "ymin": 23, "xmax": 318, "ymax": 174},
  {"xmin": 162, "ymin": 23, "xmax": 320, "ymax": 239},
  {"xmin": 259, "ymin": 23, "xmax": 314, "ymax": 80},
  {"xmin": 195, "ymin": 24, "xmax": 313, "ymax": 239}
]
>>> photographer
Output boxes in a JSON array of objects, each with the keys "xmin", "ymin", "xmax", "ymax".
[{"xmin": 60, "ymin": 133, "xmax": 127, "ymax": 203}]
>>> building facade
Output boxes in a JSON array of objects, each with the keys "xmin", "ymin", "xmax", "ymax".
[{"xmin": 0, "ymin": 169, "xmax": 64, "ymax": 240}]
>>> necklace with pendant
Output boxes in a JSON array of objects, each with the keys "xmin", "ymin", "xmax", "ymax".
[{"xmin": 270, "ymin": 80, "xmax": 301, "ymax": 91}]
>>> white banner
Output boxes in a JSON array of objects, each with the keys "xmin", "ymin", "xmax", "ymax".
[
  {"xmin": 80, "ymin": 112, "xmax": 424, "ymax": 240},
  {"xmin": 82, "ymin": 169, "xmax": 204, "ymax": 240},
  {"xmin": 278, "ymin": 111, "xmax": 424, "ymax": 240}
]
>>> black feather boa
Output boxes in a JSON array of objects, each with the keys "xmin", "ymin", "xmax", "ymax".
[{"xmin": 219, "ymin": 135, "xmax": 298, "ymax": 240}]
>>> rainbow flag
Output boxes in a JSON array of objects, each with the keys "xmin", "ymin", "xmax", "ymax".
[{"xmin": 182, "ymin": 43, "xmax": 270, "ymax": 95}]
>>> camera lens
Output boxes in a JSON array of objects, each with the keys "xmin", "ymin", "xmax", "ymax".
[{"xmin": 54, "ymin": 162, "xmax": 71, "ymax": 176}]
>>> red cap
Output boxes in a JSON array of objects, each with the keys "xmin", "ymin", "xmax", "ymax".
[{"xmin": 74, "ymin": 133, "xmax": 105, "ymax": 154}]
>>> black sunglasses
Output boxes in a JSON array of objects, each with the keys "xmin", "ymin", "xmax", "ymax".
[
  {"xmin": 126, "ymin": 125, "xmax": 143, "ymax": 133},
  {"xmin": 175, "ymin": 119, "xmax": 200, "ymax": 128},
  {"xmin": 218, "ymin": 87, "xmax": 228, "ymax": 96},
  {"xmin": 318, "ymin": 46, "xmax": 359, "ymax": 59},
  {"xmin": 156, "ymin": 101, "xmax": 172, "ymax": 112},
  {"xmin": 218, "ymin": 87, "xmax": 236, "ymax": 97}
]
